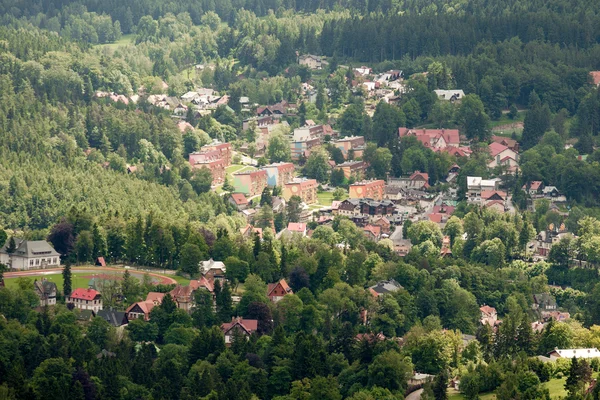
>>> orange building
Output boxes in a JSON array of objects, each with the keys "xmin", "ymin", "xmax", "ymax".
[
  {"xmin": 336, "ymin": 161, "xmax": 366, "ymax": 180},
  {"xmin": 283, "ymin": 178, "xmax": 318, "ymax": 204},
  {"xmin": 349, "ymin": 180, "xmax": 386, "ymax": 201},
  {"xmin": 262, "ymin": 162, "xmax": 295, "ymax": 187}
]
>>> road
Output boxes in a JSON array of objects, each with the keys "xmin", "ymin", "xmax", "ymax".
[
  {"xmin": 389, "ymin": 225, "xmax": 404, "ymax": 242},
  {"xmin": 405, "ymin": 389, "xmax": 423, "ymax": 400},
  {"xmin": 4, "ymin": 266, "xmax": 178, "ymax": 285}
]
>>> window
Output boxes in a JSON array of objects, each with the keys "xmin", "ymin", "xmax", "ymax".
[
  {"xmin": 29, "ymin": 260, "xmax": 34, "ymax": 266},
  {"xmin": 35, "ymin": 259, "xmax": 40, "ymax": 265}
]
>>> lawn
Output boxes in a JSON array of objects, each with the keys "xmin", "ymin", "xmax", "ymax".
[
  {"xmin": 95, "ymin": 34, "xmax": 135, "ymax": 49},
  {"xmin": 316, "ymin": 190, "xmax": 347, "ymax": 206},
  {"xmin": 5, "ymin": 272, "xmax": 103, "ymax": 292},
  {"xmin": 447, "ymin": 377, "xmax": 570, "ymax": 400}
]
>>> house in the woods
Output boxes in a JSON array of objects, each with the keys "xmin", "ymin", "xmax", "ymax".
[
  {"xmin": 200, "ymin": 259, "xmax": 227, "ymax": 281},
  {"xmin": 97, "ymin": 310, "xmax": 129, "ymax": 327},
  {"xmin": 267, "ymin": 279, "xmax": 293, "ymax": 303},
  {"xmin": 221, "ymin": 317, "xmax": 258, "ymax": 344}
]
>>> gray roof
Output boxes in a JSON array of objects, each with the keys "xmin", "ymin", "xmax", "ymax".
[
  {"xmin": 97, "ymin": 310, "xmax": 128, "ymax": 327},
  {"xmin": 1, "ymin": 239, "xmax": 60, "ymax": 258},
  {"xmin": 369, "ymin": 279, "xmax": 403, "ymax": 294}
]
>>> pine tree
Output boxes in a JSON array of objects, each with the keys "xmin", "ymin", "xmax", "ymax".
[
  {"xmin": 216, "ymin": 281, "xmax": 233, "ymax": 323},
  {"xmin": 63, "ymin": 262, "xmax": 72, "ymax": 297},
  {"xmin": 433, "ymin": 369, "xmax": 449, "ymax": 400}
]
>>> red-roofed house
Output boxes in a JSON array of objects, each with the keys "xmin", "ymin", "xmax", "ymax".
[
  {"xmin": 409, "ymin": 171, "xmax": 430, "ymax": 189},
  {"xmin": 399, "ymin": 128, "xmax": 460, "ymax": 149},
  {"xmin": 429, "ymin": 213, "xmax": 445, "ymax": 224},
  {"xmin": 177, "ymin": 121, "xmax": 195, "ymax": 133},
  {"xmin": 481, "ymin": 190, "xmax": 507, "ymax": 202},
  {"xmin": 480, "ymin": 305, "xmax": 498, "ymax": 326},
  {"xmin": 432, "ymin": 204, "xmax": 456, "ymax": 215},
  {"xmin": 522, "ymin": 181, "xmax": 544, "ymax": 196},
  {"xmin": 287, "ymin": 222, "xmax": 307, "ymax": 236},
  {"xmin": 488, "ymin": 142, "xmax": 518, "ymax": 169},
  {"xmin": 125, "ymin": 292, "xmax": 165, "ymax": 321},
  {"xmin": 267, "ymin": 279, "xmax": 293, "ymax": 302},
  {"xmin": 240, "ymin": 224, "xmax": 263, "ymax": 239},
  {"xmin": 68, "ymin": 288, "xmax": 103, "ymax": 313},
  {"xmin": 228, "ymin": 193, "xmax": 249, "ymax": 210},
  {"xmin": 590, "ymin": 71, "xmax": 600, "ymax": 87},
  {"xmin": 363, "ymin": 225, "xmax": 381, "ymax": 241},
  {"xmin": 371, "ymin": 216, "xmax": 391, "ymax": 234},
  {"xmin": 221, "ymin": 317, "xmax": 258, "ymax": 344}
]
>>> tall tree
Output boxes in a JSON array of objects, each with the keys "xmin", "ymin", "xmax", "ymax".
[{"xmin": 63, "ymin": 262, "xmax": 72, "ymax": 297}]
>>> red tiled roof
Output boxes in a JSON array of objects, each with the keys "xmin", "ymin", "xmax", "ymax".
[
  {"xmin": 485, "ymin": 200, "xmax": 506, "ymax": 208},
  {"xmin": 287, "ymin": 222, "xmax": 306, "ymax": 232},
  {"xmin": 267, "ymin": 279, "xmax": 293, "ymax": 296},
  {"xmin": 146, "ymin": 292, "xmax": 165, "ymax": 304},
  {"xmin": 363, "ymin": 225, "xmax": 381, "ymax": 237},
  {"xmin": 530, "ymin": 181, "xmax": 543, "ymax": 190},
  {"xmin": 480, "ymin": 305, "xmax": 496, "ymax": 315},
  {"xmin": 590, "ymin": 71, "xmax": 600, "ymax": 86},
  {"xmin": 96, "ymin": 257, "xmax": 106, "ymax": 267},
  {"xmin": 221, "ymin": 318, "xmax": 258, "ymax": 334},
  {"xmin": 432, "ymin": 205, "xmax": 456, "ymax": 214},
  {"xmin": 481, "ymin": 190, "xmax": 507, "ymax": 200},
  {"xmin": 230, "ymin": 193, "xmax": 248, "ymax": 205},
  {"xmin": 428, "ymin": 213, "xmax": 444, "ymax": 223},
  {"xmin": 70, "ymin": 288, "xmax": 101, "ymax": 300},
  {"xmin": 489, "ymin": 142, "xmax": 509, "ymax": 157},
  {"xmin": 409, "ymin": 171, "xmax": 429, "ymax": 182},
  {"xmin": 189, "ymin": 276, "xmax": 214, "ymax": 292}
]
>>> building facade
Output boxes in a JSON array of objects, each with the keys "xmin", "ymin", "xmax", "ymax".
[
  {"xmin": 262, "ymin": 162, "xmax": 295, "ymax": 187},
  {"xmin": 233, "ymin": 170, "xmax": 268, "ymax": 196},
  {"xmin": 282, "ymin": 178, "xmax": 318, "ymax": 204},
  {"xmin": 0, "ymin": 240, "xmax": 61, "ymax": 270},
  {"xmin": 349, "ymin": 180, "xmax": 386, "ymax": 201},
  {"xmin": 67, "ymin": 288, "xmax": 103, "ymax": 313}
]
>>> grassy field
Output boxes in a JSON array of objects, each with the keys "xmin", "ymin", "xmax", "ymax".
[
  {"xmin": 316, "ymin": 190, "xmax": 347, "ymax": 206},
  {"xmin": 447, "ymin": 377, "xmax": 569, "ymax": 400},
  {"xmin": 5, "ymin": 272, "xmax": 108, "ymax": 292},
  {"xmin": 96, "ymin": 34, "xmax": 135, "ymax": 49}
]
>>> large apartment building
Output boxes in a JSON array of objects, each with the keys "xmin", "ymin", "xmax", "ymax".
[{"xmin": 349, "ymin": 180, "xmax": 386, "ymax": 201}]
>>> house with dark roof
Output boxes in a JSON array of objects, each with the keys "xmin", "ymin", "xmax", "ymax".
[
  {"xmin": 97, "ymin": 309, "xmax": 129, "ymax": 327},
  {"xmin": 68, "ymin": 288, "xmax": 103, "ymax": 313},
  {"xmin": 34, "ymin": 279, "xmax": 57, "ymax": 306},
  {"xmin": 267, "ymin": 279, "xmax": 293, "ymax": 303},
  {"xmin": 200, "ymin": 259, "xmax": 226, "ymax": 281},
  {"xmin": 221, "ymin": 317, "xmax": 258, "ymax": 345},
  {"xmin": 0, "ymin": 239, "xmax": 60, "ymax": 270},
  {"xmin": 533, "ymin": 293, "xmax": 557, "ymax": 312}
]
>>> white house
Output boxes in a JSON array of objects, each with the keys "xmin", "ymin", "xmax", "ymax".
[
  {"xmin": 488, "ymin": 142, "xmax": 518, "ymax": 170},
  {"xmin": 548, "ymin": 348, "xmax": 600, "ymax": 360},
  {"xmin": 466, "ymin": 176, "xmax": 498, "ymax": 203},
  {"xmin": 0, "ymin": 239, "xmax": 61, "ymax": 270},
  {"xmin": 67, "ymin": 288, "xmax": 103, "ymax": 313}
]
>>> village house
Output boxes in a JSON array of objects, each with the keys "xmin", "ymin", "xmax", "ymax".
[
  {"xmin": 221, "ymin": 317, "xmax": 258, "ymax": 344},
  {"xmin": 480, "ymin": 305, "xmax": 498, "ymax": 326},
  {"xmin": 96, "ymin": 310, "xmax": 129, "ymax": 327},
  {"xmin": 336, "ymin": 161, "xmax": 366, "ymax": 180},
  {"xmin": 256, "ymin": 100, "xmax": 295, "ymax": 118},
  {"xmin": 267, "ymin": 279, "xmax": 293, "ymax": 302},
  {"xmin": 200, "ymin": 259, "xmax": 227, "ymax": 281},
  {"xmin": 228, "ymin": 193, "xmax": 249, "ymax": 211},
  {"xmin": 240, "ymin": 224, "xmax": 263, "ymax": 240},
  {"xmin": 34, "ymin": 279, "xmax": 57, "ymax": 306},
  {"xmin": 488, "ymin": 142, "xmax": 519, "ymax": 171},
  {"xmin": 434, "ymin": 89, "xmax": 465, "ymax": 102},
  {"xmin": 363, "ymin": 224, "xmax": 382, "ymax": 241},
  {"xmin": 349, "ymin": 180, "xmax": 386, "ymax": 201},
  {"xmin": 337, "ymin": 199, "xmax": 396, "ymax": 220},
  {"xmin": 282, "ymin": 178, "xmax": 318, "ymax": 204},
  {"xmin": 170, "ymin": 277, "xmax": 215, "ymax": 312},
  {"xmin": 466, "ymin": 176, "xmax": 499, "ymax": 203},
  {"xmin": 408, "ymin": 171, "xmax": 430, "ymax": 189},
  {"xmin": 125, "ymin": 292, "xmax": 165, "ymax": 321},
  {"xmin": 262, "ymin": 162, "xmax": 295, "ymax": 187},
  {"xmin": 0, "ymin": 239, "xmax": 60, "ymax": 270},
  {"xmin": 286, "ymin": 222, "xmax": 307, "ymax": 236},
  {"xmin": 233, "ymin": 170, "xmax": 268, "ymax": 197},
  {"xmin": 292, "ymin": 124, "xmax": 333, "ymax": 142},
  {"xmin": 528, "ymin": 223, "xmax": 572, "ymax": 258},
  {"xmin": 67, "ymin": 288, "xmax": 103, "ymax": 313},
  {"xmin": 371, "ymin": 216, "xmax": 392, "ymax": 235},
  {"xmin": 522, "ymin": 181, "xmax": 544, "ymax": 196},
  {"xmin": 332, "ymin": 136, "xmax": 365, "ymax": 159},
  {"xmin": 398, "ymin": 128, "xmax": 460, "ymax": 149},
  {"xmin": 298, "ymin": 54, "xmax": 323, "ymax": 69}
]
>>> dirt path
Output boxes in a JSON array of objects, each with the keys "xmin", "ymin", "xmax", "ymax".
[{"xmin": 5, "ymin": 266, "xmax": 177, "ymax": 285}]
